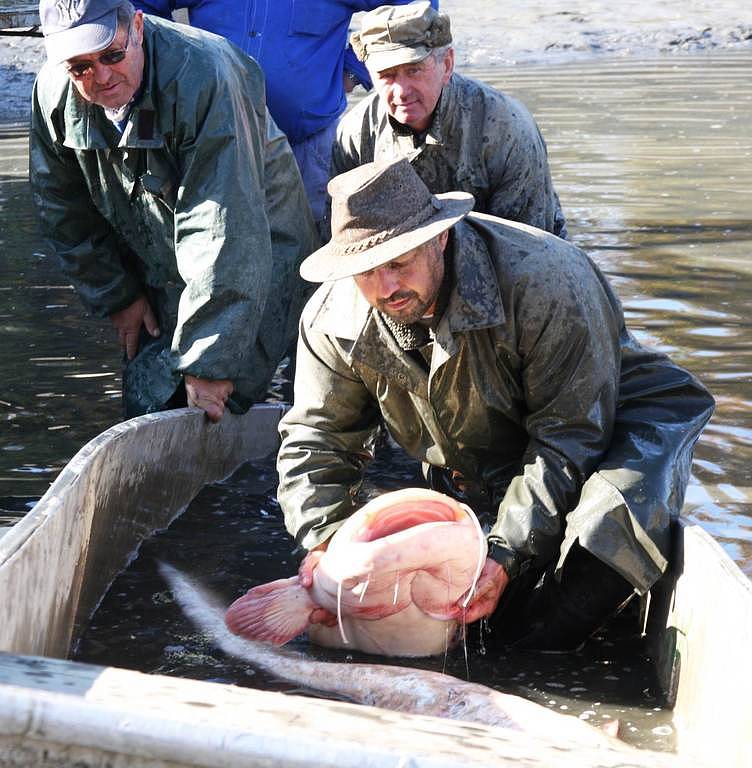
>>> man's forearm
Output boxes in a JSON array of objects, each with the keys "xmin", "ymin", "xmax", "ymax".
[{"xmin": 486, "ymin": 444, "xmax": 585, "ymax": 580}]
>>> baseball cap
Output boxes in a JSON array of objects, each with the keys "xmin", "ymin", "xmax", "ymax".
[{"xmin": 39, "ymin": 0, "xmax": 124, "ymax": 64}]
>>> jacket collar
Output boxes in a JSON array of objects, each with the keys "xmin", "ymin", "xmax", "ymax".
[
  {"xmin": 431, "ymin": 220, "xmax": 505, "ymax": 368},
  {"xmin": 310, "ymin": 217, "xmax": 506, "ymax": 386},
  {"xmin": 424, "ymin": 73, "xmax": 458, "ymax": 148},
  {"xmin": 60, "ymin": 20, "xmax": 165, "ymax": 152}
]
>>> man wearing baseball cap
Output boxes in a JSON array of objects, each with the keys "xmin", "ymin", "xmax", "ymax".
[
  {"xmin": 274, "ymin": 158, "xmax": 714, "ymax": 651},
  {"xmin": 332, "ymin": 2, "xmax": 567, "ymax": 239},
  {"xmin": 31, "ymin": 0, "xmax": 318, "ymax": 421}
]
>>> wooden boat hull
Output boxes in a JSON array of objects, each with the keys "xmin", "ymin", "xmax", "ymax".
[
  {"xmin": 0, "ymin": 406, "xmax": 749, "ymax": 766},
  {"xmin": 0, "ymin": 405, "xmax": 285, "ymax": 658},
  {"xmin": 648, "ymin": 517, "xmax": 752, "ymax": 768}
]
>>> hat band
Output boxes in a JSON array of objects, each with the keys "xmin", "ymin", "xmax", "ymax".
[{"xmin": 340, "ymin": 196, "xmax": 442, "ymax": 256}]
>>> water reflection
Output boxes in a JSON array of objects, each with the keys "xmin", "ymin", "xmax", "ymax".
[
  {"xmin": 0, "ymin": 125, "xmax": 122, "ymax": 525},
  {"xmin": 1, "ymin": 54, "xmax": 751, "ymax": 575}
]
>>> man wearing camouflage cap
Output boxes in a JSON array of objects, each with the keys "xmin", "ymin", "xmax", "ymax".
[{"xmin": 332, "ymin": 2, "xmax": 567, "ymax": 238}]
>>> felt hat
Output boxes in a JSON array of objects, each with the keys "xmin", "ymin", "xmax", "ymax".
[{"xmin": 300, "ymin": 158, "xmax": 473, "ymax": 283}]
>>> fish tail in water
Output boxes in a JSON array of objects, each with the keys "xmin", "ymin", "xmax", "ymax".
[
  {"xmin": 224, "ymin": 574, "xmax": 317, "ymax": 645},
  {"xmin": 157, "ymin": 561, "xmax": 308, "ymax": 670},
  {"xmin": 157, "ymin": 562, "xmax": 627, "ymax": 750}
]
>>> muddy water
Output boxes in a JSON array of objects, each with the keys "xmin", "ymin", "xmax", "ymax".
[
  {"xmin": 0, "ymin": 123, "xmax": 122, "ymax": 527},
  {"xmin": 77, "ymin": 447, "xmax": 678, "ymax": 751},
  {"xmin": 3, "ymin": 53, "xmax": 750, "ymax": 569},
  {"xmin": 488, "ymin": 53, "xmax": 752, "ymax": 570},
  {"xmin": 2, "ymin": 49, "xmax": 751, "ymax": 753}
]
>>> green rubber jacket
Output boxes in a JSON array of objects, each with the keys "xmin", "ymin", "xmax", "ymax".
[
  {"xmin": 278, "ymin": 215, "xmax": 714, "ymax": 593},
  {"xmin": 30, "ymin": 17, "xmax": 319, "ymax": 415}
]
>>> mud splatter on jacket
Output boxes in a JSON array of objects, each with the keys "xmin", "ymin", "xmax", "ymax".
[
  {"xmin": 30, "ymin": 17, "xmax": 319, "ymax": 415},
  {"xmin": 332, "ymin": 72, "xmax": 567, "ymax": 237},
  {"xmin": 278, "ymin": 216, "xmax": 714, "ymax": 592}
]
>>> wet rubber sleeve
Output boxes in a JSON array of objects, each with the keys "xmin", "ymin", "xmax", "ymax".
[
  {"xmin": 29, "ymin": 81, "xmax": 143, "ymax": 318},
  {"xmin": 486, "ymin": 251, "xmax": 622, "ymax": 579}
]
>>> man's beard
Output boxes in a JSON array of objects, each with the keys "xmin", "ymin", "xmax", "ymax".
[{"xmin": 376, "ymin": 290, "xmax": 435, "ymax": 325}]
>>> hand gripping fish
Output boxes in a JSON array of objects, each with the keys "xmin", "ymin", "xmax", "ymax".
[{"xmin": 224, "ymin": 488, "xmax": 487, "ymax": 657}]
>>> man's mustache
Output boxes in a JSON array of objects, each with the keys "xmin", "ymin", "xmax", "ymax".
[{"xmin": 380, "ymin": 290, "xmax": 417, "ymax": 307}]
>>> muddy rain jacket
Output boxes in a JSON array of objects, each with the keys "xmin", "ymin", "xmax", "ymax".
[
  {"xmin": 332, "ymin": 73, "xmax": 567, "ymax": 238},
  {"xmin": 30, "ymin": 17, "xmax": 319, "ymax": 415},
  {"xmin": 278, "ymin": 215, "xmax": 714, "ymax": 593}
]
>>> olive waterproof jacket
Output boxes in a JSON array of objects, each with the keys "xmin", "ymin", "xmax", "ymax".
[
  {"xmin": 30, "ymin": 17, "xmax": 319, "ymax": 415},
  {"xmin": 332, "ymin": 72, "xmax": 567, "ymax": 238},
  {"xmin": 278, "ymin": 215, "xmax": 714, "ymax": 593}
]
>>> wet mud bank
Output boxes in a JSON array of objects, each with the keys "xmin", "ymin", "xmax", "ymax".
[{"xmin": 2, "ymin": 0, "xmax": 752, "ymax": 121}]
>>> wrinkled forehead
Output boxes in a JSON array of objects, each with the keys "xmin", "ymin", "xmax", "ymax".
[{"xmin": 353, "ymin": 238, "xmax": 442, "ymax": 280}]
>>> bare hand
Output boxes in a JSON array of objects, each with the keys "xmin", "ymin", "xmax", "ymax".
[
  {"xmin": 456, "ymin": 557, "xmax": 510, "ymax": 624},
  {"xmin": 110, "ymin": 296, "xmax": 160, "ymax": 360},
  {"xmin": 299, "ymin": 542, "xmax": 337, "ymax": 625},
  {"xmin": 298, "ymin": 543, "xmax": 328, "ymax": 589},
  {"xmin": 309, "ymin": 605, "xmax": 338, "ymax": 627},
  {"xmin": 184, "ymin": 375, "xmax": 234, "ymax": 423}
]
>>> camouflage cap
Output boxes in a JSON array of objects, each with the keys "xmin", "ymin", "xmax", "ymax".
[{"xmin": 351, "ymin": 2, "xmax": 452, "ymax": 72}]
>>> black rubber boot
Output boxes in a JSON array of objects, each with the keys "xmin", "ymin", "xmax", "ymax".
[{"xmin": 511, "ymin": 546, "xmax": 635, "ymax": 653}]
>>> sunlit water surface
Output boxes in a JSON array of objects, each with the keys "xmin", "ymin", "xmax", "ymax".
[
  {"xmin": 2, "ymin": 52, "xmax": 751, "ymax": 751},
  {"xmin": 3, "ymin": 53, "xmax": 750, "ymax": 568}
]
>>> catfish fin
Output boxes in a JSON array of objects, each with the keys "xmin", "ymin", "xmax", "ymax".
[
  {"xmin": 409, "ymin": 570, "xmax": 465, "ymax": 620},
  {"xmin": 224, "ymin": 576, "xmax": 317, "ymax": 645}
]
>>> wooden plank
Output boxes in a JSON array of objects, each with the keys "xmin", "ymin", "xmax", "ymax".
[
  {"xmin": 0, "ymin": 652, "xmax": 702, "ymax": 768},
  {"xmin": 0, "ymin": 405, "xmax": 285, "ymax": 659}
]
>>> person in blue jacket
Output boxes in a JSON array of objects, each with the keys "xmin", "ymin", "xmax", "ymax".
[{"xmin": 135, "ymin": 1, "xmax": 438, "ymax": 229}]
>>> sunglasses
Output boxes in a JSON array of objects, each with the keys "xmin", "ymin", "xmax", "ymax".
[{"xmin": 65, "ymin": 18, "xmax": 133, "ymax": 79}]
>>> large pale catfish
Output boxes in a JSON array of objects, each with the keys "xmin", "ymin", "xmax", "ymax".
[
  {"xmin": 224, "ymin": 488, "xmax": 486, "ymax": 656},
  {"xmin": 160, "ymin": 562, "xmax": 629, "ymax": 752}
]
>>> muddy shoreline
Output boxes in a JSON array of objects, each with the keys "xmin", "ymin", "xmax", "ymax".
[{"xmin": 1, "ymin": 1, "xmax": 751, "ymax": 122}]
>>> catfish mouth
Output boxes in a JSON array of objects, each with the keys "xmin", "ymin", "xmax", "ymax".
[{"xmin": 355, "ymin": 499, "xmax": 462, "ymax": 542}]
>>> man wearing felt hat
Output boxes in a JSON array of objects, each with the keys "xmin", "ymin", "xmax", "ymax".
[
  {"xmin": 276, "ymin": 158, "xmax": 714, "ymax": 651},
  {"xmin": 30, "ymin": 0, "xmax": 318, "ymax": 421},
  {"xmin": 331, "ymin": 2, "xmax": 568, "ymax": 239}
]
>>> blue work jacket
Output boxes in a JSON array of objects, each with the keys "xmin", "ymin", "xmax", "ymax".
[{"xmin": 136, "ymin": 0, "xmax": 438, "ymax": 145}]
